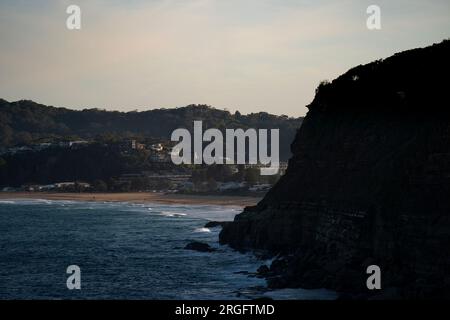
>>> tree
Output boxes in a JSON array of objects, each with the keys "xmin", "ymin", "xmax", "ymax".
[
  {"xmin": 93, "ymin": 179, "xmax": 108, "ymax": 192},
  {"xmin": 130, "ymin": 177, "xmax": 147, "ymax": 191},
  {"xmin": 207, "ymin": 178, "xmax": 217, "ymax": 191},
  {"xmin": 15, "ymin": 131, "xmax": 33, "ymax": 145},
  {"xmin": 245, "ymin": 167, "xmax": 259, "ymax": 185},
  {"xmin": 267, "ymin": 173, "xmax": 280, "ymax": 185}
]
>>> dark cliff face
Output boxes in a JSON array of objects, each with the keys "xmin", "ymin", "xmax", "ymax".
[{"xmin": 219, "ymin": 40, "xmax": 450, "ymax": 298}]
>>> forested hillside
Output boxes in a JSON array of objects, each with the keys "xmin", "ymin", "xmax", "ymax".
[{"xmin": 0, "ymin": 99, "xmax": 302, "ymax": 160}]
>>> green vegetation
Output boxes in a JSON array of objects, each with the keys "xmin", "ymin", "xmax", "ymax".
[{"xmin": 0, "ymin": 99, "xmax": 302, "ymax": 161}]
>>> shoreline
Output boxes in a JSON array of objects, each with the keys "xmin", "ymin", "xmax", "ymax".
[{"xmin": 0, "ymin": 192, "xmax": 261, "ymax": 207}]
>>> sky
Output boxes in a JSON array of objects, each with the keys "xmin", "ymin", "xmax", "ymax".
[{"xmin": 0, "ymin": 0, "xmax": 449, "ymax": 116}]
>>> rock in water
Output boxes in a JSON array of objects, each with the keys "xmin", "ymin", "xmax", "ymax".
[
  {"xmin": 220, "ymin": 40, "xmax": 450, "ymax": 299},
  {"xmin": 204, "ymin": 221, "xmax": 230, "ymax": 228},
  {"xmin": 184, "ymin": 241, "xmax": 216, "ymax": 252}
]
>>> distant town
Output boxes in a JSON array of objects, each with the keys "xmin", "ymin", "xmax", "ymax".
[{"xmin": 0, "ymin": 138, "xmax": 288, "ymax": 196}]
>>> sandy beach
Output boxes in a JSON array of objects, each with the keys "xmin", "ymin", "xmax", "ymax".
[{"xmin": 0, "ymin": 192, "xmax": 261, "ymax": 207}]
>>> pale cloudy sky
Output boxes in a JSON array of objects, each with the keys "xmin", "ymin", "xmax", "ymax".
[{"xmin": 0, "ymin": 0, "xmax": 449, "ymax": 116}]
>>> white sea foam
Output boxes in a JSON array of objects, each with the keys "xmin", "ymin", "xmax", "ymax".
[
  {"xmin": 160, "ymin": 211, "xmax": 187, "ymax": 217},
  {"xmin": 0, "ymin": 200, "xmax": 16, "ymax": 204},
  {"xmin": 0, "ymin": 198, "xmax": 54, "ymax": 205},
  {"xmin": 194, "ymin": 227, "xmax": 211, "ymax": 233}
]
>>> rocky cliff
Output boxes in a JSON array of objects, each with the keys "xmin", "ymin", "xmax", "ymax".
[{"xmin": 219, "ymin": 40, "xmax": 450, "ymax": 298}]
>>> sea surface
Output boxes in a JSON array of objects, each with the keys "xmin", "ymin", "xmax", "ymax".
[{"xmin": 0, "ymin": 199, "xmax": 336, "ymax": 300}]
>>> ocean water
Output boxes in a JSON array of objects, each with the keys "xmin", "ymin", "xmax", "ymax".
[{"xmin": 0, "ymin": 199, "xmax": 336, "ymax": 300}]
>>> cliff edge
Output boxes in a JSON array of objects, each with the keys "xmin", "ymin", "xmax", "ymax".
[{"xmin": 220, "ymin": 40, "xmax": 450, "ymax": 298}]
